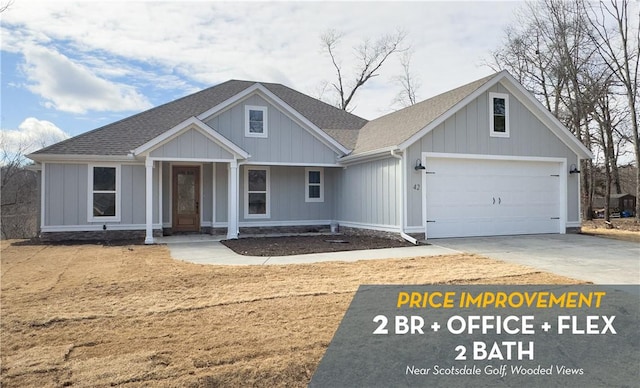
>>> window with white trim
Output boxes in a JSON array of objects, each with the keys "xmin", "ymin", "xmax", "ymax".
[
  {"xmin": 305, "ymin": 168, "xmax": 324, "ymax": 202},
  {"xmin": 89, "ymin": 165, "xmax": 120, "ymax": 221},
  {"xmin": 245, "ymin": 105, "xmax": 268, "ymax": 138},
  {"xmin": 489, "ymin": 92, "xmax": 510, "ymax": 137},
  {"xmin": 245, "ymin": 167, "xmax": 270, "ymax": 218}
]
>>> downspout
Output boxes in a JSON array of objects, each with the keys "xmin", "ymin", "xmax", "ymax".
[{"xmin": 391, "ymin": 150, "xmax": 418, "ymax": 245}]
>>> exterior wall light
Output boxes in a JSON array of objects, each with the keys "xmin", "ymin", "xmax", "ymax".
[
  {"xmin": 569, "ymin": 164, "xmax": 581, "ymax": 174},
  {"xmin": 415, "ymin": 159, "xmax": 426, "ymax": 171}
]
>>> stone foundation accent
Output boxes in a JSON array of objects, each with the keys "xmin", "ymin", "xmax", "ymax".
[
  {"xmin": 566, "ymin": 226, "xmax": 581, "ymax": 234},
  {"xmin": 40, "ymin": 229, "xmax": 162, "ymax": 243},
  {"xmin": 239, "ymin": 224, "xmax": 331, "ymax": 236},
  {"xmin": 211, "ymin": 228, "xmax": 227, "ymax": 235}
]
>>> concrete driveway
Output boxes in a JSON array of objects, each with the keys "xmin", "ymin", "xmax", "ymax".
[{"xmin": 431, "ymin": 234, "xmax": 640, "ymax": 285}]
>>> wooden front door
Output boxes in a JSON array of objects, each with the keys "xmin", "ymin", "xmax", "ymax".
[{"xmin": 172, "ymin": 166, "xmax": 200, "ymax": 232}]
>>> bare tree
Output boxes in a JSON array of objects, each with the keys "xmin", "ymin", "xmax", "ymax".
[
  {"xmin": 392, "ymin": 50, "xmax": 421, "ymax": 108},
  {"xmin": 585, "ymin": 0, "xmax": 640, "ymax": 221},
  {"xmin": 0, "ymin": 0, "xmax": 14, "ymax": 13},
  {"xmin": 489, "ymin": 0, "xmax": 603, "ymax": 219},
  {"xmin": 321, "ymin": 29, "xmax": 407, "ymax": 111},
  {"xmin": 0, "ymin": 134, "xmax": 39, "ymax": 239}
]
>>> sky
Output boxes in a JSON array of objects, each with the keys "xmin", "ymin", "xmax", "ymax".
[{"xmin": 0, "ymin": 0, "xmax": 525, "ymax": 157}]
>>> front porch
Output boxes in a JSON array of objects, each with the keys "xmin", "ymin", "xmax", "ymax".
[{"xmin": 144, "ymin": 159, "xmax": 241, "ymax": 244}]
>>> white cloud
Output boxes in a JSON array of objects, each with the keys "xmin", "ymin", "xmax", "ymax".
[
  {"xmin": 1, "ymin": 1, "xmax": 523, "ymax": 119},
  {"xmin": 20, "ymin": 45, "xmax": 152, "ymax": 114},
  {"xmin": 1, "ymin": 118, "xmax": 69, "ymax": 162}
]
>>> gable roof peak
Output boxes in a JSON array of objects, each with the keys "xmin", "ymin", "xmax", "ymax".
[{"xmin": 351, "ymin": 71, "xmax": 502, "ymax": 155}]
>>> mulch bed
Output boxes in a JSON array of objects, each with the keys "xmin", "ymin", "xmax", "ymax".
[{"xmin": 222, "ymin": 234, "xmax": 415, "ymax": 256}]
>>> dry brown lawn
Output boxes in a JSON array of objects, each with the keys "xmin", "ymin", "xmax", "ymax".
[
  {"xmin": 1, "ymin": 240, "xmax": 584, "ymax": 387},
  {"xmin": 582, "ymin": 219, "xmax": 640, "ymax": 243}
]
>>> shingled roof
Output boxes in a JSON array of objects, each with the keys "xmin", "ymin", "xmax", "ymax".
[
  {"xmin": 32, "ymin": 80, "xmax": 368, "ymax": 156},
  {"xmin": 31, "ymin": 73, "xmax": 506, "ymax": 159},
  {"xmin": 351, "ymin": 72, "xmax": 500, "ymax": 155}
]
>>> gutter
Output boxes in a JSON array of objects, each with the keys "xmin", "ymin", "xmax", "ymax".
[{"xmin": 390, "ymin": 149, "xmax": 419, "ymax": 245}]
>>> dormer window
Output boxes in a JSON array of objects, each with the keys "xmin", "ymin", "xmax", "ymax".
[
  {"xmin": 245, "ymin": 105, "xmax": 268, "ymax": 138},
  {"xmin": 489, "ymin": 92, "xmax": 509, "ymax": 138}
]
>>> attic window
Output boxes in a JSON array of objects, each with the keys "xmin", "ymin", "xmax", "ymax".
[
  {"xmin": 489, "ymin": 92, "xmax": 510, "ymax": 138},
  {"xmin": 245, "ymin": 105, "xmax": 268, "ymax": 138}
]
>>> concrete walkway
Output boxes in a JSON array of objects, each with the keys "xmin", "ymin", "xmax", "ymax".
[
  {"xmin": 157, "ymin": 233, "xmax": 639, "ymax": 285},
  {"xmin": 157, "ymin": 235, "xmax": 459, "ymax": 265},
  {"xmin": 432, "ymin": 234, "xmax": 640, "ymax": 285}
]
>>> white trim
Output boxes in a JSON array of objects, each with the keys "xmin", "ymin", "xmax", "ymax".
[
  {"xmin": 212, "ymin": 163, "xmax": 216, "ymax": 228},
  {"xmin": 499, "ymin": 72, "xmax": 593, "ymax": 158},
  {"xmin": 401, "ymin": 151, "xmax": 408, "ymax": 231},
  {"xmin": 421, "ymin": 152, "xmax": 427, "ymax": 235},
  {"xmin": 158, "ymin": 162, "xmax": 163, "ymax": 230},
  {"xmin": 335, "ymin": 220, "xmax": 401, "ymax": 233},
  {"xmin": 404, "ymin": 225, "xmax": 424, "ymax": 234},
  {"xmin": 168, "ymin": 163, "xmax": 173, "ymax": 226},
  {"xmin": 424, "ymin": 152, "xmax": 566, "ymax": 163},
  {"xmin": 132, "ymin": 116, "xmax": 250, "ymax": 159},
  {"xmin": 244, "ymin": 166, "xmax": 271, "ymax": 219},
  {"xmin": 197, "ymin": 83, "xmax": 350, "ymax": 155},
  {"xmin": 397, "ymin": 71, "xmax": 593, "ymax": 160},
  {"xmin": 28, "ymin": 153, "xmax": 136, "ymax": 163},
  {"xmin": 41, "ymin": 223, "xmax": 163, "ymax": 233},
  {"xmin": 489, "ymin": 92, "xmax": 510, "ymax": 138},
  {"xmin": 150, "ymin": 157, "xmax": 237, "ymax": 163},
  {"xmin": 238, "ymin": 220, "xmax": 333, "ymax": 228},
  {"xmin": 245, "ymin": 105, "xmax": 268, "ymax": 138},
  {"xmin": 144, "ymin": 158, "xmax": 154, "ymax": 244},
  {"xmin": 88, "ymin": 164, "xmax": 121, "ymax": 223},
  {"xmin": 398, "ymin": 77, "xmax": 503, "ymax": 151},
  {"xmin": 242, "ymin": 161, "xmax": 341, "ymax": 167},
  {"xmin": 559, "ymin": 158, "xmax": 568, "ymax": 234},
  {"xmin": 338, "ymin": 146, "xmax": 398, "ymax": 164},
  {"xmin": 228, "ymin": 160, "xmax": 239, "ymax": 239},
  {"xmin": 566, "ymin": 221, "xmax": 581, "ymax": 228},
  {"xmin": 305, "ymin": 167, "xmax": 324, "ymax": 203},
  {"xmin": 40, "ymin": 162, "xmax": 46, "ymax": 228},
  {"xmin": 576, "ymin": 153, "xmax": 583, "ymax": 224},
  {"xmin": 254, "ymin": 86, "xmax": 351, "ymax": 155},
  {"xmin": 197, "ymin": 84, "xmax": 261, "ymax": 122}
]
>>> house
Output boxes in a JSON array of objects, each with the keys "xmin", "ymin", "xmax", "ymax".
[
  {"xmin": 28, "ymin": 70, "xmax": 593, "ymax": 243},
  {"xmin": 593, "ymin": 193, "xmax": 636, "ymax": 217}
]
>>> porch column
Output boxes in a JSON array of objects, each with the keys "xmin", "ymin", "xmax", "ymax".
[
  {"xmin": 144, "ymin": 158, "xmax": 155, "ymax": 244},
  {"xmin": 227, "ymin": 159, "xmax": 239, "ymax": 239}
]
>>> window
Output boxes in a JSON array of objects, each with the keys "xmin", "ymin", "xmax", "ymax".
[
  {"xmin": 489, "ymin": 92, "xmax": 510, "ymax": 137},
  {"xmin": 245, "ymin": 167, "xmax": 270, "ymax": 218},
  {"xmin": 89, "ymin": 165, "xmax": 120, "ymax": 221},
  {"xmin": 245, "ymin": 105, "xmax": 268, "ymax": 138},
  {"xmin": 305, "ymin": 168, "xmax": 324, "ymax": 202}
]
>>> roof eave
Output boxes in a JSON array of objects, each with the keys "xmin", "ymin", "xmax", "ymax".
[
  {"xmin": 338, "ymin": 146, "xmax": 399, "ymax": 165},
  {"xmin": 132, "ymin": 116, "xmax": 250, "ymax": 159},
  {"xmin": 27, "ymin": 153, "xmax": 137, "ymax": 163},
  {"xmin": 397, "ymin": 72, "xmax": 505, "ymax": 151}
]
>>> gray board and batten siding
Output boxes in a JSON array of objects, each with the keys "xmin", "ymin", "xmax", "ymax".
[
  {"xmin": 150, "ymin": 128, "xmax": 235, "ymax": 160},
  {"xmin": 237, "ymin": 165, "xmax": 337, "ymax": 224},
  {"xmin": 334, "ymin": 157, "xmax": 402, "ymax": 231},
  {"xmin": 43, "ymin": 163, "xmax": 160, "ymax": 229},
  {"xmin": 204, "ymin": 94, "xmax": 340, "ymax": 165},
  {"xmin": 404, "ymin": 83, "xmax": 581, "ymax": 229}
]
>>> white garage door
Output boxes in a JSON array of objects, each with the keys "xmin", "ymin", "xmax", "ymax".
[{"xmin": 424, "ymin": 157, "xmax": 562, "ymax": 238}]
